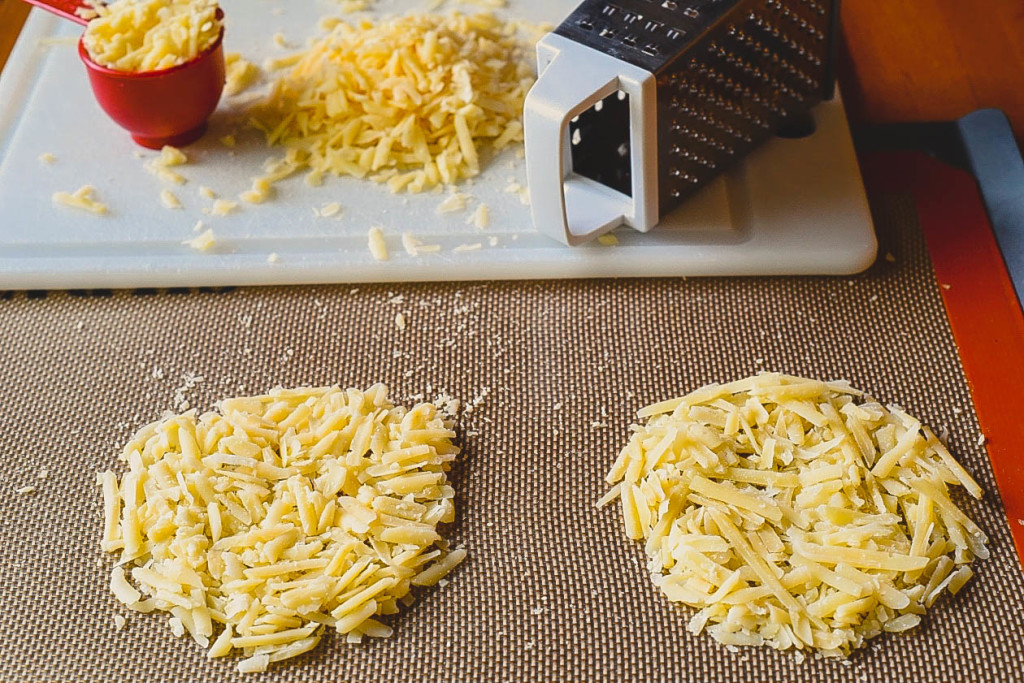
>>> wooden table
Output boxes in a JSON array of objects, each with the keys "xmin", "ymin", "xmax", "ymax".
[{"xmin": 2, "ymin": 0, "xmax": 1023, "ymax": 137}]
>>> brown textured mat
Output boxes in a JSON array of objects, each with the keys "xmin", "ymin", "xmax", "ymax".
[{"xmin": 1, "ymin": 192, "xmax": 1022, "ymax": 682}]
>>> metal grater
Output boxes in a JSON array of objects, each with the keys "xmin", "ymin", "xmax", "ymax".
[{"xmin": 524, "ymin": 0, "xmax": 839, "ymax": 245}]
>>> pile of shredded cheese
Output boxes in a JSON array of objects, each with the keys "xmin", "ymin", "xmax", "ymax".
[
  {"xmin": 82, "ymin": 0, "xmax": 222, "ymax": 73},
  {"xmin": 601, "ymin": 373, "xmax": 988, "ymax": 657},
  {"xmin": 246, "ymin": 12, "xmax": 535, "ymax": 195},
  {"xmin": 99, "ymin": 384, "xmax": 465, "ymax": 673}
]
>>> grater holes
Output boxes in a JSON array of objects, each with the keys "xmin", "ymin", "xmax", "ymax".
[
  {"xmin": 622, "ymin": 10, "xmax": 642, "ymax": 24},
  {"xmin": 577, "ymin": 18, "xmax": 594, "ymax": 30},
  {"xmin": 641, "ymin": 43, "xmax": 661, "ymax": 56},
  {"xmin": 644, "ymin": 19, "xmax": 664, "ymax": 32},
  {"xmin": 569, "ymin": 90, "xmax": 632, "ymax": 197},
  {"xmin": 764, "ymin": 0, "xmax": 827, "ymax": 40},
  {"xmin": 601, "ymin": 3, "xmax": 621, "ymax": 16},
  {"xmin": 665, "ymin": 26, "xmax": 686, "ymax": 40}
]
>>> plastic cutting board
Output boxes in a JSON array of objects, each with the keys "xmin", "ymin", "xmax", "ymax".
[{"xmin": 0, "ymin": 0, "xmax": 876, "ymax": 288}]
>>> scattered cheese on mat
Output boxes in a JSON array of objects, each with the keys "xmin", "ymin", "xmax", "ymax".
[
  {"xmin": 160, "ymin": 189, "xmax": 183, "ymax": 209},
  {"xmin": 192, "ymin": 219, "xmax": 205, "ymax": 232},
  {"xmin": 37, "ymin": 468, "xmax": 49, "ymax": 480},
  {"xmin": 320, "ymin": 202, "xmax": 342, "ymax": 218},
  {"xmin": 597, "ymin": 234, "xmax": 618, "ymax": 246},
  {"xmin": 183, "ymin": 228, "xmax": 216, "ymax": 251},
  {"xmin": 52, "ymin": 185, "xmax": 107, "ymax": 214},
  {"xmin": 395, "ymin": 313, "xmax": 407, "ymax": 331},
  {"xmin": 82, "ymin": 0, "xmax": 222, "ymax": 73},
  {"xmin": 467, "ymin": 203, "xmax": 489, "ymax": 229},
  {"xmin": 15, "ymin": 485, "xmax": 36, "ymax": 495},
  {"xmin": 114, "ymin": 615, "xmax": 127, "ymax": 631},
  {"xmin": 248, "ymin": 13, "xmax": 536, "ymax": 194},
  {"xmin": 39, "ymin": 152, "xmax": 56, "ymax": 164},
  {"xmin": 199, "ymin": 186, "xmax": 216, "ymax": 200},
  {"xmin": 99, "ymin": 384, "xmax": 463, "ymax": 671},
  {"xmin": 368, "ymin": 226, "xmax": 389, "ymax": 261},
  {"xmin": 602, "ymin": 372, "xmax": 988, "ymax": 658},
  {"xmin": 224, "ymin": 52, "xmax": 260, "ymax": 96},
  {"xmin": 452, "ymin": 243, "xmax": 481, "ymax": 253}
]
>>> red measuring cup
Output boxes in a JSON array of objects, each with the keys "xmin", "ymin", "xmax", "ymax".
[{"xmin": 23, "ymin": 0, "xmax": 226, "ymax": 149}]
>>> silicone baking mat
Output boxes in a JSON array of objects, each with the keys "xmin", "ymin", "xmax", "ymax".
[{"xmin": 0, "ymin": 185, "xmax": 1021, "ymax": 681}]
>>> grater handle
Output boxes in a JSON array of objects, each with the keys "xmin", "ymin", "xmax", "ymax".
[{"xmin": 524, "ymin": 41, "xmax": 633, "ymax": 246}]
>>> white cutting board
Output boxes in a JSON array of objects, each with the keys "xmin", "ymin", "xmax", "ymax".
[{"xmin": 0, "ymin": 0, "xmax": 876, "ymax": 289}]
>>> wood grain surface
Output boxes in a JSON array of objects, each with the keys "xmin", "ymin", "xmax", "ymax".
[{"xmin": 0, "ymin": 0, "xmax": 1022, "ymax": 136}]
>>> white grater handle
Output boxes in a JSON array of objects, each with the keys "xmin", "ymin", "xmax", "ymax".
[{"xmin": 524, "ymin": 34, "xmax": 658, "ymax": 246}]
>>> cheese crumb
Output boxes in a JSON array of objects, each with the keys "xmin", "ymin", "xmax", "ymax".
[
  {"xmin": 199, "ymin": 186, "xmax": 216, "ymax": 200},
  {"xmin": 453, "ymin": 243, "xmax": 482, "ymax": 253},
  {"xmin": 53, "ymin": 185, "xmax": 107, "ymax": 214},
  {"xmin": 437, "ymin": 193, "xmax": 470, "ymax": 214},
  {"xmin": 114, "ymin": 615, "xmax": 127, "ymax": 631},
  {"xmin": 15, "ymin": 485, "xmax": 36, "ymax": 495},
  {"xmin": 224, "ymin": 52, "xmax": 260, "ymax": 96},
  {"xmin": 267, "ymin": 252, "xmax": 280, "ymax": 264},
  {"xmin": 209, "ymin": 198, "xmax": 238, "ymax": 216},
  {"xmin": 160, "ymin": 189, "xmax": 182, "ymax": 209},
  {"xmin": 183, "ymin": 228, "xmax": 216, "ymax": 251},
  {"xmin": 368, "ymin": 226, "xmax": 389, "ymax": 261},
  {"xmin": 37, "ymin": 468, "xmax": 49, "ymax": 480},
  {"xmin": 395, "ymin": 313, "xmax": 407, "ymax": 331},
  {"xmin": 320, "ymin": 202, "xmax": 342, "ymax": 218},
  {"xmin": 597, "ymin": 234, "xmax": 618, "ymax": 246},
  {"xmin": 39, "ymin": 152, "xmax": 56, "ymax": 164},
  {"xmin": 467, "ymin": 203, "xmax": 490, "ymax": 229}
]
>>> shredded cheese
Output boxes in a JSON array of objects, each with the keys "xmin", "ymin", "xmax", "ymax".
[
  {"xmin": 248, "ymin": 12, "xmax": 535, "ymax": 195},
  {"xmin": 183, "ymin": 228, "xmax": 216, "ymax": 251},
  {"xmin": 99, "ymin": 384, "xmax": 464, "ymax": 672},
  {"xmin": 82, "ymin": 0, "xmax": 222, "ymax": 73},
  {"xmin": 160, "ymin": 189, "xmax": 183, "ymax": 209},
  {"xmin": 224, "ymin": 53, "xmax": 261, "ymax": 96},
  {"xmin": 368, "ymin": 226, "xmax": 389, "ymax": 261},
  {"xmin": 52, "ymin": 185, "xmax": 107, "ymax": 214},
  {"xmin": 602, "ymin": 372, "xmax": 987, "ymax": 657}
]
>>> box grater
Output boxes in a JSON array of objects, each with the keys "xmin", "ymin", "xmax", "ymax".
[{"xmin": 524, "ymin": 0, "xmax": 840, "ymax": 245}]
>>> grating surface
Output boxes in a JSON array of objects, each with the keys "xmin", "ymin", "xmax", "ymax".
[{"xmin": 0, "ymin": 193, "xmax": 1022, "ymax": 682}]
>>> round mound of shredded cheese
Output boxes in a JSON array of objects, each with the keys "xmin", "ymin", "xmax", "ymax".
[
  {"xmin": 247, "ymin": 12, "xmax": 536, "ymax": 194},
  {"xmin": 99, "ymin": 384, "xmax": 465, "ymax": 673},
  {"xmin": 82, "ymin": 0, "xmax": 222, "ymax": 73},
  {"xmin": 601, "ymin": 373, "xmax": 988, "ymax": 658}
]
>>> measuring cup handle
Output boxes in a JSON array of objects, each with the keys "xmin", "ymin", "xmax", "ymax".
[{"xmin": 524, "ymin": 38, "xmax": 628, "ymax": 246}]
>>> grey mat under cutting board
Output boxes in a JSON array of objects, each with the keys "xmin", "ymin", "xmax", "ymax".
[{"xmin": 0, "ymin": 193, "xmax": 1021, "ymax": 682}]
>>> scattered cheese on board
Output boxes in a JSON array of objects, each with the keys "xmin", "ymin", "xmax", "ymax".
[{"xmin": 52, "ymin": 185, "xmax": 107, "ymax": 214}]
